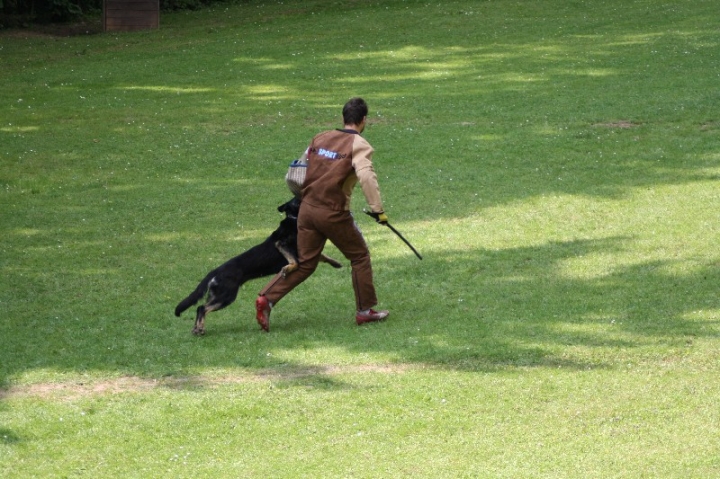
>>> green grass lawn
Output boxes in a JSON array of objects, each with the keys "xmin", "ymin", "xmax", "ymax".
[{"xmin": 2, "ymin": 0, "xmax": 720, "ymax": 477}]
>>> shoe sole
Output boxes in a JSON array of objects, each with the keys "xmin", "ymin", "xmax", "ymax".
[{"xmin": 356, "ymin": 314, "xmax": 389, "ymax": 326}]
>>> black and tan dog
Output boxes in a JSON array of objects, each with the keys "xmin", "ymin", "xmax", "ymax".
[{"xmin": 175, "ymin": 197, "xmax": 341, "ymax": 335}]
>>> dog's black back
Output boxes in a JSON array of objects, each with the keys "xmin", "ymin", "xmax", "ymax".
[{"xmin": 174, "ymin": 198, "xmax": 300, "ymax": 334}]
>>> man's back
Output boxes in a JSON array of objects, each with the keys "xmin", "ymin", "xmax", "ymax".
[{"xmin": 302, "ymin": 129, "xmax": 382, "ymax": 213}]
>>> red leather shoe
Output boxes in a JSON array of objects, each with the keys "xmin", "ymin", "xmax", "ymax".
[
  {"xmin": 255, "ymin": 296, "xmax": 271, "ymax": 332},
  {"xmin": 356, "ymin": 309, "xmax": 389, "ymax": 325}
]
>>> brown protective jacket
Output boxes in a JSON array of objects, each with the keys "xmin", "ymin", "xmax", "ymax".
[{"xmin": 300, "ymin": 129, "xmax": 384, "ymax": 213}]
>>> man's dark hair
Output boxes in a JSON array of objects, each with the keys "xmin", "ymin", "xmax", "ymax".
[{"xmin": 343, "ymin": 97, "xmax": 368, "ymax": 126}]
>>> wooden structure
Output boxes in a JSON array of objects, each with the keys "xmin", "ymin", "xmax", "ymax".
[{"xmin": 103, "ymin": 0, "xmax": 159, "ymax": 32}]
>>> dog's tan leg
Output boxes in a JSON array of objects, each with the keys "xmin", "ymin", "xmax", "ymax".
[
  {"xmin": 274, "ymin": 243, "xmax": 341, "ymax": 276},
  {"xmin": 193, "ymin": 306, "xmax": 207, "ymax": 336},
  {"xmin": 275, "ymin": 241, "xmax": 299, "ymax": 277},
  {"xmin": 193, "ymin": 302, "xmax": 223, "ymax": 336},
  {"xmin": 280, "ymin": 263, "xmax": 298, "ymax": 277},
  {"xmin": 319, "ymin": 254, "xmax": 342, "ymax": 269}
]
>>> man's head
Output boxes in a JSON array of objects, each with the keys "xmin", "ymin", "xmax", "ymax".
[{"xmin": 343, "ymin": 97, "xmax": 368, "ymax": 130}]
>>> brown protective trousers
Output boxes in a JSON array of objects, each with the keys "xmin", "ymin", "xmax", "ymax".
[{"xmin": 258, "ymin": 202, "xmax": 378, "ymax": 311}]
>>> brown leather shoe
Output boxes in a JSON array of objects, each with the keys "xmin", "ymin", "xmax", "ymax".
[
  {"xmin": 356, "ymin": 309, "xmax": 389, "ymax": 325},
  {"xmin": 255, "ymin": 296, "xmax": 271, "ymax": 332}
]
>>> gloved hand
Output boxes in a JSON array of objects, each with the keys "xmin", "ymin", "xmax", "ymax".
[{"xmin": 368, "ymin": 211, "xmax": 388, "ymax": 225}]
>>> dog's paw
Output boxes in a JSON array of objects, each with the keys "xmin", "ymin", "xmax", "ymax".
[
  {"xmin": 281, "ymin": 263, "xmax": 298, "ymax": 278},
  {"xmin": 192, "ymin": 327, "xmax": 205, "ymax": 336}
]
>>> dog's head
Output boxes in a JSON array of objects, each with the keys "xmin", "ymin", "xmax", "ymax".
[{"xmin": 277, "ymin": 197, "xmax": 301, "ymax": 219}]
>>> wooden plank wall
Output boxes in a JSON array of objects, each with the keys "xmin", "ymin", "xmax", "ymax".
[{"xmin": 104, "ymin": 0, "xmax": 159, "ymax": 32}]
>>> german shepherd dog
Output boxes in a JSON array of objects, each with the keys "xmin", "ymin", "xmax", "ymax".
[{"xmin": 175, "ymin": 197, "xmax": 341, "ymax": 335}]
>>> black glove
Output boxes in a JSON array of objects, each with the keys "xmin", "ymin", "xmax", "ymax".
[{"xmin": 367, "ymin": 211, "xmax": 388, "ymax": 225}]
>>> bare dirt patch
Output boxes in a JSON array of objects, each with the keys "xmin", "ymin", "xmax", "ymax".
[{"xmin": 1, "ymin": 364, "xmax": 413, "ymax": 400}]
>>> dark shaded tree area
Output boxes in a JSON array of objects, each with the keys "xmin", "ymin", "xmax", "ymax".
[{"xmin": 1, "ymin": 0, "xmax": 229, "ymax": 27}]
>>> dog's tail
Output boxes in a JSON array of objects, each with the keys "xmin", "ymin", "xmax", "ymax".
[{"xmin": 174, "ymin": 274, "xmax": 213, "ymax": 317}]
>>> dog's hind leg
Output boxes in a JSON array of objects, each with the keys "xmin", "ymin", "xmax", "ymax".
[
  {"xmin": 193, "ymin": 305, "xmax": 208, "ymax": 336},
  {"xmin": 192, "ymin": 281, "xmax": 239, "ymax": 335},
  {"xmin": 193, "ymin": 302, "xmax": 225, "ymax": 336},
  {"xmin": 194, "ymin": 303, "xmax": 226, "ymax": 335}
]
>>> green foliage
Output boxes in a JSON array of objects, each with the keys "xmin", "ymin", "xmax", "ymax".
[
  {"xmin": 1, "ymin": 0, "xmax": 720, "ymax": 477},
  {"xmin": 43, "ymin": 0, "xmax": 83, "ymax": 22},
  {"xmin": 0, "ymin": 0, "xmax": 240, "ymax": 26},
  {"xmin": 2, "ymin": 0, "xmax": 94, "ymax": 24},
  {"xmin": 160, "ymin": 0, "xmax": 212, "ymax": 11}
]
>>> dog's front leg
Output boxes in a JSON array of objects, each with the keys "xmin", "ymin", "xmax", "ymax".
[
  {"xmin": 275, "ymin": 241, "xmax": 299, "ymax": 278},
  {"xmin": 280, "ymin": 263, "xmax": 298, "ymax": 278},
  {"xmin": 319, "ymin": 254, "xmax": 342, "ymax": 269}
]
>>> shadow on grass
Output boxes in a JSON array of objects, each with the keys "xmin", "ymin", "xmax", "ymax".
[
  {"xmin": 2, "ymin": 234, "xmax": 718, "ymax": 396},
  {"xmin": 2, "ymin": 1, "xmax": 719, "ymax": 420},
  {"xmin": 0, "ymin": 427, "xmax": 21, "ymax": 445},
  {"xmin": 5, "ymin": 5, "xmax": 717, "ymax": 224},
  {"xmin": 323, "ymin": 236, "xmax": 720, "ymax": 372}
]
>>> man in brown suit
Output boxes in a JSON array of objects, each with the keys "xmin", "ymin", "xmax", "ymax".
[{"xmin": 255, "ymin": 97, "xmax": 389, "ymax": 331}]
